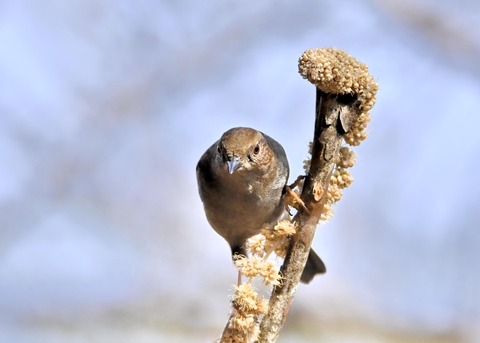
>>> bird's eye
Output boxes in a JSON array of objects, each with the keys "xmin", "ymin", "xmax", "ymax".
[
  {"xmin": 217, "ymin": 145, "xmax": 221, "ymax": 153},
  {"xmin": 253, "ymin": 144, "xmax": 260, "ymax": 155}
]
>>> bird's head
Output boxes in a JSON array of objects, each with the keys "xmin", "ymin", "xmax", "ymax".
[{"xmin": 217, "ymin": 127, "xmax": 273, "ymax": 175}]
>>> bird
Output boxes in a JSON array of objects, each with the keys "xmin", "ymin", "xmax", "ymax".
[{"xmin": 196, "ymin": 127, "xmax": 326, "ymax": 283}]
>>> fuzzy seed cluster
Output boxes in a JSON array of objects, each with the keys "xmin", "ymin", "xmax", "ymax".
[
  {"xmin": 303, "ymin": 143, "xmax": 358, "ymax": 221},
  {"xmin": 221, "ymin": 220, "xmax": 296, "ymax": 342},
  {"xmin": 344, "ymin": 111, "xmax": 371, "ymax": 146},
  {"xmin": 321, "ymin": 148, "xmax": 356, "ymax": 221},
  {"xmin": 299, "ymin": 48, "xmax": 378, "ymax": 146},
  {"xmin": 298, "ymin": 48, "xmax": 378, "ymax": 112}
]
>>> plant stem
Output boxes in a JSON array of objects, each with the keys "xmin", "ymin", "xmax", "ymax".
[{"xmin": 257, "ymin": 89, "xmax": 361, "ymax": 342}]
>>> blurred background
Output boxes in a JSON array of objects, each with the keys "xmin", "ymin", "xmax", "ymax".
[{"xmin": 1, "ymin": 0, "xmax": 479, "ymax": 342}]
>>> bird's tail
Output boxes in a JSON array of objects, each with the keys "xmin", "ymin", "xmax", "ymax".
[{"xmin": 301, "ymin": 248, "xmax": 326, "ymax": 283}]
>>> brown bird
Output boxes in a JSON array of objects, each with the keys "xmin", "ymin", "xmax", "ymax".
[{"xmin": 196, "ymin": 127, "xmax": 326, "ymax": 283}]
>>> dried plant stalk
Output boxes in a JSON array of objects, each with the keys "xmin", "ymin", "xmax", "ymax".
[
  {"xmin": 257, "ymin": 48, "xmax": 378, "ymax": 342},
  {"xmin": 217, "ymin": 48, "xmax": 377, "ymax": 343}
]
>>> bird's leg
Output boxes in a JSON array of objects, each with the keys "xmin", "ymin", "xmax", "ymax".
[{"xmin": 237, "ymin": 270, "xmax": 242, "ymax": 286}]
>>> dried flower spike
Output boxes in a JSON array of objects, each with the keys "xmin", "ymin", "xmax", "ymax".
[
  {"xmin": 233, "ymin": 283, "xmax": 260, "ymax": 313},
  {"xmin": 299, "ymin": 48, "xmax": 378, "ymax": 147},
  {"xmin": 298, "ymin": 47, "xmax": 378, "ymax": 112},
  {"xmin": 338, "ymin": 146, "xmax": 356, "ymax": 168}
]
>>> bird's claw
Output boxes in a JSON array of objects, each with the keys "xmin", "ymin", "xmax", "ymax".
[{"xmin": 284, "ymin": 176, "xmax": 310, "ymax": 214}]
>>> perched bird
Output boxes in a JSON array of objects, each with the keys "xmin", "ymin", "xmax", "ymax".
[{"xmin": 196, "ymin": 127, "xmax": 326, "ymax": 283}]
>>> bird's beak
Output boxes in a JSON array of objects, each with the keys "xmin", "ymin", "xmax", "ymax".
[{"xmin": 227, "ymin": 156, "xmax": 241, "ymax": 174}]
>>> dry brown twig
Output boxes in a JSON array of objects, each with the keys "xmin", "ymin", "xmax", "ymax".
[{"xmin": 219, "ymin": 48, "xmax": 378, "ymax": 343}]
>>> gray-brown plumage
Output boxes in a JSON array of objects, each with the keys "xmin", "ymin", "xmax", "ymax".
[{"xmin": 196, "ymin": 127, "xmax": 325, "ymax": 283}]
